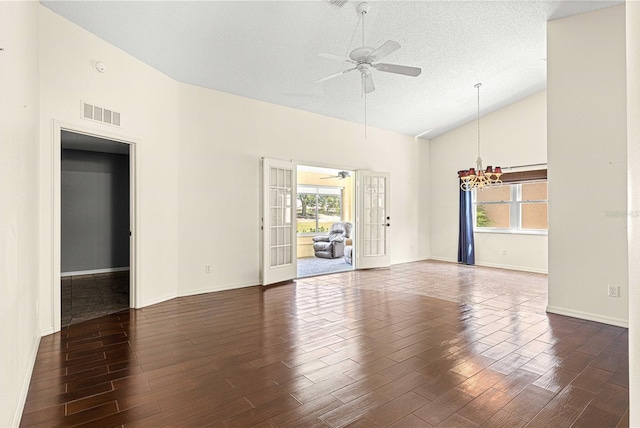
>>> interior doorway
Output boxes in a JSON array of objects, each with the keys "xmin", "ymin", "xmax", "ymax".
[
  {"xmin": 60, "ymin": 130, "xmax": 132, "ymax": 326},
  {"xmin": 296, "ymin": 165, "xmax": 355, "ymax": 277}
]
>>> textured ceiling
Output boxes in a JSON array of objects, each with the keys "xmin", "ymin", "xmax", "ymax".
[{"xmin": 42, "ymin": 0, "xmax": 621, "ymax": 138}]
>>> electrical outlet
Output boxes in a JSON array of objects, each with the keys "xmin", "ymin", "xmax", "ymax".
[
  {"xmin": 205, "ymin": 265, "xmax": 211, "ymax": 274},
  {"xmin": 608, "ymin": 285, "xmax": 619, "ymax": 297},
  {"xmin": 501, "ymin": 249, "xmax": 507, "ymax": 256}
]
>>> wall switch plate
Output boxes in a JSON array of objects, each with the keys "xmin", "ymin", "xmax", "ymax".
[
  {"xmin": 608, "ymin": 285, "xmax": 619, "ymax": 297},
  {"xmin": 501, "ymin": 249, "xmax": 507, "ymax": 255},
  {"xmin": 205, "ymin": 265, "xmax": 211, "ymax": 274}
]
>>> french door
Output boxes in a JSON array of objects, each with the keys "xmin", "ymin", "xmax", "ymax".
[
  {"xmin": 261, "ymin": 158, "xmax": 297, "ymax": 285},
  {"xmin": 356, "ymin": 170, "xmax": 391, "ymax": 269}
]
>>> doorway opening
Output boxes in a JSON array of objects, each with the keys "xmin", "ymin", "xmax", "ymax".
[
  {"xmin": 296, "ymin": 165, "xmax": 355, "ymax": 278},
  {"xmin": 60, "ymin": 130, "xmax": 132, "ymax": 326}
]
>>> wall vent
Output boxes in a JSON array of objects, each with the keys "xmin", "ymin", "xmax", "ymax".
[
  {"xmin": 322, "ymin": 0, "xmax": 348, "ymax": 8},
  {"xmin": 81, "ymin": 101, "xmax": 121, "ymax": 127}
]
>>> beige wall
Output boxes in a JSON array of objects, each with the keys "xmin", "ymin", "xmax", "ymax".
[
  {"xmin": 429, "ymin": 91, "xmax": 548, "ymax": 273},
  {"xmin": 626, "ymin": 0, "xmax": 640, "ymax": 423},
  {"xmin": 0, "ymin": 2, "xmax": 41, "ymax": 426},
  {"xmin": 547, "ymin": 5, "xmax": 628, "ymax": 326}
]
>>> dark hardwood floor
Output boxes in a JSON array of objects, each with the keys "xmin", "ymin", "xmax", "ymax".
[{"xmin": 22, "ymin": 261, "xmax": 629, "ymax": 427}]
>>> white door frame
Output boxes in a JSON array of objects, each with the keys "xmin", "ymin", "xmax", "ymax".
[{"xmin": 52, "ymin": 120, "xmax": 140, "ymax": 332}]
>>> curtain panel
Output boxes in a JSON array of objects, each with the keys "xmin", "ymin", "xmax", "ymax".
[{"xmin": 457, "ymin": 178, "xmax": 475, "ymax": 265}]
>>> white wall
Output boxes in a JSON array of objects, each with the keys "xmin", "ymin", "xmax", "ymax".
[
  {"xmin": 547, "ymin": 5, "xmax": 628, "ymax": 327},
  {"xmin": 429, "ymin": 90, "xmax": 548, "ymax": 273},
  {"xmin": 626, "ymin": 1, "xmax": 640, "ymax": 424},
  {"xmin": 0, "ymin": 2, "xmax": 41, "ymax": 426},
  {"xmin": 38, "ymin": 6, "xmax": 181, "ymax": 332},
  {"xmin": 176, "ymin": 84, "xmax": 427, "ymax": 296}
]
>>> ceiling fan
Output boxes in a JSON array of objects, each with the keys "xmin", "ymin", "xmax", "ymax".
[
  {"xmin": 320, "ymin": 170, "xmax": 351, "ymax": 180},
  {"xmin": 316, "ymin": 2, "xmax": 422, "ymax": 94}
]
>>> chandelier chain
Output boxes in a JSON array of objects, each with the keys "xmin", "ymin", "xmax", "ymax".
[
  {"xmin": 458, "ymin": 82, "xmax": 502, "ymax": 191},
  {"xmin": 477, "ymin": 83, "xmax": 481, "ymax": 159},
  {"xmin": 362, "ymin": 6, "xmax": 365, "ymax": 46}
]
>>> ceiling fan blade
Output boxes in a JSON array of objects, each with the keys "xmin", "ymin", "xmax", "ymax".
[
  {"xmin": 367, "ymin": 40, "xmax": 401, "ymax": 62},
  {"xmin": 315, "ymin": 67, "xmax": 357, "ymax": 83},
  {"xmin": 363, "ymin": 71, "xmax": 375, "ymax": 94},
  {"xmin": 372, "ymin": 63, "xmax": 422, "ymax": 77},
  {"xmin": 319, "ymin": 53, "xmax": 357, "ymax": 64}
]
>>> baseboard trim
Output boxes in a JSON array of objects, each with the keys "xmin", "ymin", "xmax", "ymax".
[
  {"xmin": 178, "ymin": 281, "xmax": 259, "ymax": 298},
  {"xmin": 139, "ymin": 293, "xmax": 178, "ymax": 308},
  {"xmin": 428, "ymin": 256, "xmax": 457, "ymax": 263},
  {"xmin": 61, "ymin": 267, "xmax": 130, "ymax": 277},
  {"xmin": 475, "ymin": 261, "xmax": 548, "ymax": 274},
  {"xmin": 13, "ymin": 334, "xmax": 41, "ymax": 427},
  {"xmin": 546, "ymin": 305, "xmax": 628, "ymax": 328},
  {"xmin": 391, "ymin": 256, "xmax": 431, "ymax": 265},
  {"xmin": 40, "ymin": 327, "xmax": 55, "ymax": 336},
  {"xmin": 425, "ymin": 257, "xmax": 547, "ymax": 274}
]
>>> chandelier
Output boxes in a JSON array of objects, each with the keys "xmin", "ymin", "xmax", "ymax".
[{"xmin": 458, "ymin": 83, "xmax": 502, "ymax": 191}]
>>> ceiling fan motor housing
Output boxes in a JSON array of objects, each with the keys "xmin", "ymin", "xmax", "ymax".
[{"xmin": 350, "ymin": 46, "xmax": 377, "ymax": 63}]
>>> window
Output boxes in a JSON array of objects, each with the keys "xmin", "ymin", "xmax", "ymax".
[
  {"xmin": 296, "ymin": 185, "xmax": 342, "ymax": 234},
  {"xmin": 474, "ymin": 181, "xmax": 547, "ymax": 233}
]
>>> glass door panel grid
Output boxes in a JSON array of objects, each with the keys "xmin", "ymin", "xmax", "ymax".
[
  {"xmin": 363, "ymin": 176, "xmax": 386, "ymax": 256},
  {"xmin": 269, "ymin": 167, "xmax": 293, "ymax": 268}
]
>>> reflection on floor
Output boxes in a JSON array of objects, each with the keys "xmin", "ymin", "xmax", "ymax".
[
  {"xmin": 297, "ymin": 256, "xmax": 353, "ymax": 277},
  {"xmin": 61, "ymin": 271, "xmax": 130, "ymax": 327},
  {"xmin": 25, "ymin": 260, "xmax": 628, "ymax": 427}
]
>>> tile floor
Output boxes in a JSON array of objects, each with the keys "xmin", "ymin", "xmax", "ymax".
[
  {"xmin": 61, "ymin": 271, "xmax": 130, "ymax": 326},
  {"xmin": 24, "ymin": 261, "xmax": 628, "ymax": 427},
  {"xmin": 300, "ymin": 260, "xmax": 549, "ymax": 313}
]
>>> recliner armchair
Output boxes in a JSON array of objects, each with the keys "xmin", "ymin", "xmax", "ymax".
[{"xmin": 312, "ymin": 222, "xmax": 352, "ymax": 259}]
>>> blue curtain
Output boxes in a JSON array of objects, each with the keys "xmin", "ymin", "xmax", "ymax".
[{"xmin": 458, "ymin": 179, "xmax": 475, "ymax": 265}]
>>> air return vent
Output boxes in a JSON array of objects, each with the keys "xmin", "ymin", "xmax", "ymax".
[
  {"xmin": 81, "ymin": 101, "xmax": 121, "ymax": 127},
  {"xmin": 322, "ymin": 0, "xmax": 348, "ymax": 8}
]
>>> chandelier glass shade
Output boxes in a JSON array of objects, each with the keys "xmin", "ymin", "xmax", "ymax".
[{"xmin": 458, "ymin": 83, "xmax": 502, "ymax": 191}]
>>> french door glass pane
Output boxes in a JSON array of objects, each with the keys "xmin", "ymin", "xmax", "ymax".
[
  {"xmin": 269, "ymin": 167, "xmax": 293, "ymax": 268},
  {"xmin": 363, "ymin": 175, "xmax": 386, "ymax": 256}
]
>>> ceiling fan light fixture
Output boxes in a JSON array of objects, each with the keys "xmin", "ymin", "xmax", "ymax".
[{"xmin": 315, "ymin": 3, "xmax": 422, "ymax": 92}]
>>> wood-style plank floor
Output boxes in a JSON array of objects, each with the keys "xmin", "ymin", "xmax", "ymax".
[{"xmin": 21, "ymin": 260, "xmax": 629, "ymax": 427}]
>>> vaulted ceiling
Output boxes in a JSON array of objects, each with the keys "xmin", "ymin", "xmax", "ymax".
[{"xmin": 42, "ymin": 1, "xmax": 621, "ymax": 138}]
